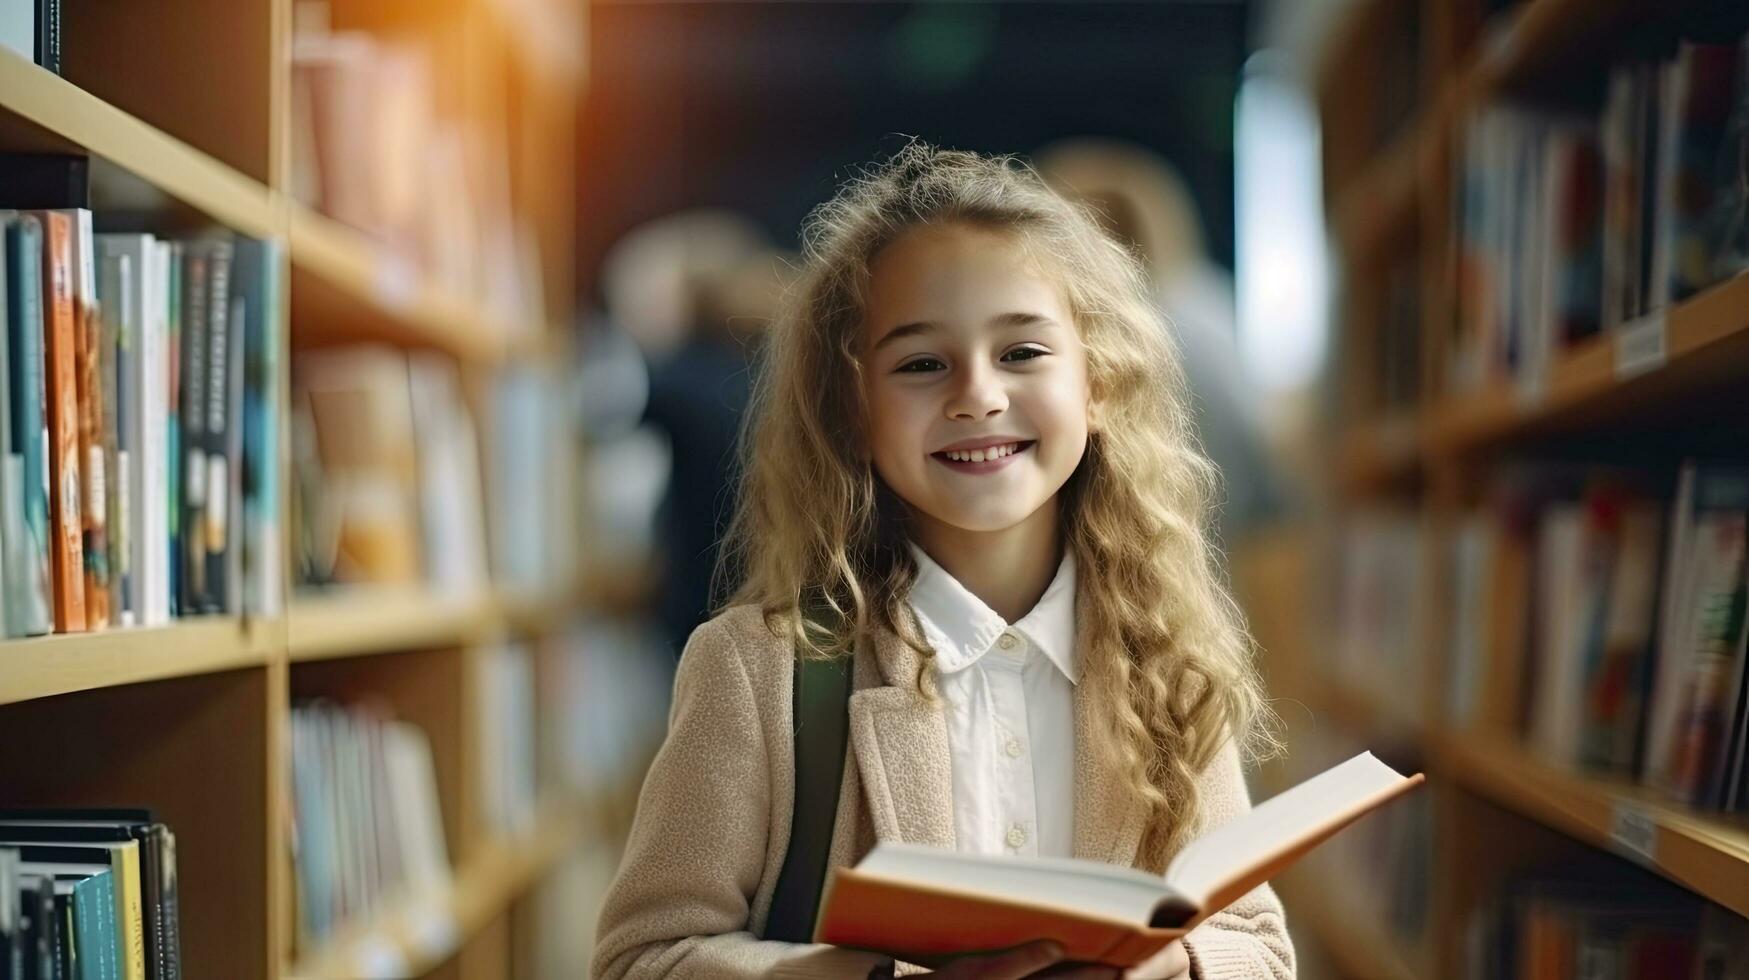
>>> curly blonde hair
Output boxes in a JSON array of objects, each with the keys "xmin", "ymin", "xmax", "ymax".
[{"xmin": 718, "ymin": 143, "xmax": 1279, "ymax": 870}]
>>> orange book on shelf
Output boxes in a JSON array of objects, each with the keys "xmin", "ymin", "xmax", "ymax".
[
  {"xmin": 69, "ymin": 210, "xmax": 110, "ymax": 629},
  {"xmin": 816, "ymin": 752, "xmax": 1424, "ymax": 968},
  {"xmin": 33, "ymin": 210, "xmax": 86, "ymax": 632}
]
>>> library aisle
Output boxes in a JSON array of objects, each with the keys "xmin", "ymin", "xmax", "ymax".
[{"xmin": 1237, "ymin": 0, "xmax": 1749, "ymax": 977}]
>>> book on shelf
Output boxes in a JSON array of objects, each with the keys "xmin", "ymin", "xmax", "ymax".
[
  {"xmin": 0, "ymin": 815, "xmax": 181, "ymax": 980},
  {"xmin": 34, "ymin": 209, "xmax": 84, "ymax": 633},
  {"xmin": 816, "ymin": 751, "xmax": 1424, "ymax": 968},
  {"xmin": 289, "ymin": 702, "xmax": 451, "ymax": 956},
  {"xmin": 1, "ymin": 213, "xmax": 53, "ymax": 637},
  {"xmin": 0, "ymin": 7, "xmax": 58, "ymax": 74},
  {"xmin": 1443, "ymin": 463, "xmax": 1749, "ymax": 812},
  {"xmin": 475, "ymin": 642, "xmax": 538, "ymax": 839},
  {"xmin": 1446, "ymin": 34, "xmax": 1749, "ymax": 396},
  {"xmin": 0, "ymin": 173, "xmax": 286, "ymax": 633}
]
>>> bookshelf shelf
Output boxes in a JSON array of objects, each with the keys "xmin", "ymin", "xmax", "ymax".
[
  {"xmin": 0, "ymin": 47, "xmax": 279, "ymax": 238},
  {"xmin": 1338, "ymin": 415, "xmax": 1422, "ymax": 493},
  {"xmin": 1287, "ymin": 671, "xmax": 1749, "ymax": 920},
  {"xmin": 1427, "ymin": 271, "xmax": 1749, "ymax": 453},
  {"xmin": 287, "ymin": 206, "xmax": 523, "ymax": 364},
  {"xmin": 0, "ymin": 617, "xmax": 276, "ymax": 706},
  {"xmin": 283, "ymin": 799, "xmax": 588, "ymax": 980},
  {"xmin": 1430, "ymin": 732, "xmax": 1749, "ymax": 920},
  {"xmin": 288, "ymin": 587, "xmax": 506, "ymax": 661}
]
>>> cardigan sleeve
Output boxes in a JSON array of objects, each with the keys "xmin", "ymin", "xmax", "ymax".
[
  {"xmin": 590, "ymin": 616, "xmax": 891, "ymax": 980},
  {"xmin": 1178, "ymin": 738, "xmax": 1297, "ymax": 980}
]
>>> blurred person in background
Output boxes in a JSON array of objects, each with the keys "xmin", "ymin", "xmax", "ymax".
[
  {"xmin": 1036, "ymin": 139, "xmax": 1285, "ymax": 546},
  {"xmin": 602, "ymin": 211, "xmax": 791, "ymax": 657}
]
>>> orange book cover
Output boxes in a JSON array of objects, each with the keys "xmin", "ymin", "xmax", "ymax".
[
  {"xmin": 34, "ymin": 210, "xmax": 86, "ymax": 632},
  {"xmin": 817, "ymin": 752, "xmax": 1425, "ymax": 968},
  {"xmin": 70, "ymin": 210, "xmax": 110, "ymax": 629}
]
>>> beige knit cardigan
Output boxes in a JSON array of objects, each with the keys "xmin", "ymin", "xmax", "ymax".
[{"xmin": 592, "ymin": 604, "xmax": 1296, "ymax": 979}]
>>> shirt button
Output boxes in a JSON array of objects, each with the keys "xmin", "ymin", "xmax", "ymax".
[
  {"xmin": 997, "ymin": 632, "xmax": 1018, "ymax": 651},
  {"xmin": 1004, "ymin": 738, "xmax": 1024, "ymax": 758},
  {"xmin": 1006, "ymin": 824, "xmax": 1028, "ymax": 848}
]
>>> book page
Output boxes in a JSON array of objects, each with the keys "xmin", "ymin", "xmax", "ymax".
[
  {"xmin": 1164, "ymin": 751, "xmax": 1417, "ymax": 912},
  {"xmin": 856, "ymin": 842, "xmax": 1172, "ymax": 925}
]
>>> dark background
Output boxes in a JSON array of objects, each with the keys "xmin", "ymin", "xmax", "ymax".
[{"xmin": 577, "ymin": 0, "xmax": 1251, "ymax": 302}]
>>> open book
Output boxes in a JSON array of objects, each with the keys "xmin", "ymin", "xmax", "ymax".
[{"xmin": 815, "ymin": 751, "xmax": 1424, "ymax": 967}]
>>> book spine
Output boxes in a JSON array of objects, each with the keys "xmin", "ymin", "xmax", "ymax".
[
  {"xmin": 164, "ymin": 243, "xmax": 181, "ymax": 620},
  {"xmin": 157, "ymin": 829, "xmax": 179, "ymax": 980},
  {"xmin": 177, "ymin": 248, "xmax": 205, "ymax": 616},
  {"xmin": 99, "ymin": 252, "xmax": 130, "ymax": 627},
  {"xmin": 69, "ymin": 210, "xmax": 108, "ymax": 630},
  {"xmin": 115, "ymin": 847, "xmax": 142, "ymax": 980},
  {"xmin": 35, "ymin": 209, "xmax": 84, "ymax": 632},
  {"xmin": 200, "ymin": 241, "xmax": 231, "ymax": 613},
  {"xmin": 36, "ymin": 0, "xmax": 59, "ymax": 74},
  {"xmin": 3, "ymin": 218, "xmax": 51, "ymax": 635},
  {"xmin": 238, "ymin": 238, "xmax": 282, "ymax": 618},
  {"xmin": 143, "ymin": 242, "xmax": 168, "ymax": 625}
]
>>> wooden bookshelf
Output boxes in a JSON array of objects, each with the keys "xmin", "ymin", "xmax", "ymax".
[
  {"xmin": 1428, "ymin": 271, "xmax": 1749, "ymax": 453},
  {"xmin": 288, "ymin": 588, "xmax": 505, "ymax": 662},
  {"xmin": 0, "ymin": 617, "xmax": 276, "ymax": 707},
  {"xmin": 287, "ymin": 206, "xmax": 522, "ymax": 364},
  {"xmin": 1431, "ymin": 732, "xmax": 1749, "ymax": 921},
  {"xmin": 0, "ymin": 2, "xmax": 594, "ymax": 975},
  {"xmin": 283, "ymin": 800, "xmax": 587, "ymax": 980},
  {"xmin": 1286, "ymin": 671, "xmax": 1749, "ymax": 922},
  {"xmin": 0, "ymin": 46, "xmax": 279, "ymax": 238}
]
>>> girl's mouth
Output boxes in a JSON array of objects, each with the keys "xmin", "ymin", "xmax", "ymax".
[{"xmin": 930, "ymin": 440, "xmax": 1034, "ymax": 473}]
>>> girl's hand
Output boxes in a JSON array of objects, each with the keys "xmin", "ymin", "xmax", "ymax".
[
  {"xmin": 925, "ymin": 940, "xmax": 1066, "ymax": 978},
  {"xmin": 1030, "ymin": 938, "xmax": 1191, "ymax": 980},
  {"xmin": 920, "ymin": 938, "xmax": 1189, "ymax": 979}
]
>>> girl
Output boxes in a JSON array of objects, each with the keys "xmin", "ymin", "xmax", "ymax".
[{"xmin": 592, "ymin": 145, "xmax": 1292, "ymax": 979}]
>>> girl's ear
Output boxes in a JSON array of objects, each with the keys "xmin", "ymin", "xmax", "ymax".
[{"xmin": 1087, "ymin": 396, "xmax": 1105, "ymax": 434}]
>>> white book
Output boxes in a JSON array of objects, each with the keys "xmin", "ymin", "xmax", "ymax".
[
  {"xmin": 0, "ymin": 1, "xmax": 32, "ymax": 63},
  {"xmin": 98, "ymin": 234, "xmax": 167, "ymax": 626},
  {"xmin": 819, "ymin": 751, "xmax": 1423, "ymax": 968}
]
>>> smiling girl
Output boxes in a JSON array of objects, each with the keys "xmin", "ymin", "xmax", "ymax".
[{"xmin": 592, "ymin": 145, "xmax": 1293, "ymax": 979}]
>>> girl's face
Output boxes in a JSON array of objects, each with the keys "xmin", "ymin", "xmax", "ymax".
[{"xmin": 861, "ymin": 222, "xmax": 1093, "ymax": 539}]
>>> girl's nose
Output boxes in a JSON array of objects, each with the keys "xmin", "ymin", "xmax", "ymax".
[{"xmin": 946, "ymin": 363, "xmax": 1007, "ymax": 420}]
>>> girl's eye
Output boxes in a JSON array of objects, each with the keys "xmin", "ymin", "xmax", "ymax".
[
  {"xmin": 896, "ymin": 357, "xmax": 945, "ymax": 373},
  {"xmin": 1002, "ymin": 346, "xmax": 1048, "ymax": 363}
]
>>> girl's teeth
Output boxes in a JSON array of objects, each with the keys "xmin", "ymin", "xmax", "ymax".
[{"xmin": 946, "ymin": 443, "xmax": 1020, "ymax": 462}]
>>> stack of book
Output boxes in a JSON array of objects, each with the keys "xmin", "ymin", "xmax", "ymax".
[
  {"xmin": 1460, "ymin": 863, "xmax": 1748, "ymax": 978},
  {"xmin": 289, "ymin": 1, "xmax": 544, "ymax": 336},
  {"xmin": 288, "ymin": 702, "xmax": 450, "ymax": 955},
  {"xmin": 0, "ymin": 205, "xmax": 283, "ymax": 636},
  {"xmin": 1444, "ymin": 462, "xmax": 1749, "ymax": 812},
  {"xmin": 0, "ymin": 810, "xmax": 182, "ymax": 980},
  {"xmin": 1446, "ymin": 34, "xmax": 1749, "ymax": 395},
  {"xmin": 291, "ymin": 347, "xmax": 485, "ymax": 594}
]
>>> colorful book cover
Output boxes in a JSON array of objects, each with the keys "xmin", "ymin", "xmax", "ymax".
[
  {"xmin": 233, "ymin": 237, "xmax": 281, "ymax": 617},
  {"xmin": 165, "ymin": 242, "xmax": 182, "ymax": 620},
  {"xmin": 33, "ymin": 209, "xmax": 85, "ymax": 632},
  {"xmin": 66, "ymin": 210, "xmax": 108, "ymax": 630}
]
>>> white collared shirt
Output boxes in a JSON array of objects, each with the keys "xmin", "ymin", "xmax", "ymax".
[{"xmin": 906, "ymin": 544, "xmax": 1078, "ymax": 859}]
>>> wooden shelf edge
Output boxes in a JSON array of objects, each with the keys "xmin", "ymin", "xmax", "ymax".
[
  {"xmin": 287, "ymin": 207, "xmax": 521, "ymax": 364},
  {"xmin": 0, "ymin": 617, "xmax": 275, "ymax": 706},
  {"xmin": 1430, "ymin": 732, "xmax": 1749, "ymax": 920},
  {"xmin": 288, "ymin": 587, "xmax": 502, "ymax": 661},
  {"xmin": 284, "ymin": 799, "xmax": 587, "ymax": 980},
  {"xmin": 1427, "ymin": 271, "xmax": 1749, "ymax": 453},
  {"xmin": 0, "ymin": 48, "xmax": 279, "ymax": 239}
]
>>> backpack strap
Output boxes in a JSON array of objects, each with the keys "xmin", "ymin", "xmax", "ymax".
[{"xmin": 764, "ymin": 621, "xmax": 854, "ymax": 943}]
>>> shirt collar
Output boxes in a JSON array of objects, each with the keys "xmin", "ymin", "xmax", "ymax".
[{"xmin": 906, "ymin": 543, "xmax": 1079, "ymax": 684}]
